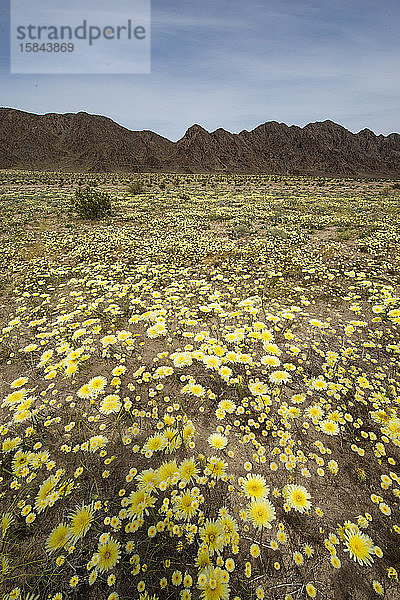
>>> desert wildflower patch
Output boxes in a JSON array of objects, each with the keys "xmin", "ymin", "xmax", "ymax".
[{"xmin": 0, "ymin": 172, "xmax": 399, "ymax": 599}]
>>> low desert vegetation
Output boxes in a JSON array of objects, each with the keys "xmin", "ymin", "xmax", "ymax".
[
  {"xmin": 126, "ymin": 181, "xmax": 145, "ymax": 196},
  {"xmin": 0, "ymin": 172, "xmax": 399, "ymax": 600},
  {"xmin": 71, "ymin": 185, "xmax": 112, "ymax": 219}
]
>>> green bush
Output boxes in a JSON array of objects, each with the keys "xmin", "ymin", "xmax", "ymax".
[
  {"xmin": 71, "ymin": 186, "xmax": 112, "ymax": 219},
  {"xmin": 126, "ymin": 180, "xmax": 145, "ymax": 195},
  {"xmin": 179, "ymin": 192, "xmax": 191, "ymax": 201}
]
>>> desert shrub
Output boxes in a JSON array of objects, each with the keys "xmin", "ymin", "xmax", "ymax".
[
  {"xmin": 230, "ymin": 220, "xmax": 253, "ymax": 238},
  {"xmin": 179, "ymin": 192, "xmax": 191, "ymax": 201},
  {"xmin": 71, "ymin": 185, "xmax": 112, "ymax": 219},
  {"xmin": 126, "ymin": 180, "xmax": 145, "ymax": 195},
  {"xmin": 268, "ymin": 226, "xmax": 290, "ymax": 239},
  {"xmin": 337, "ymin": 227, "xmax": 356, "ymax": 240}
]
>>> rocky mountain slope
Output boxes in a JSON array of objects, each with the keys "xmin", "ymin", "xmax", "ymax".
[{"xmin": 1, "ymin": 107, "xmax": 399, "ymax": 176}]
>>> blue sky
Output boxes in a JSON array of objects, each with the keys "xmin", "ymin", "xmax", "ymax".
[{"xmin": 0, "ymin": 0, "xmax": 399, "ymax": 140}]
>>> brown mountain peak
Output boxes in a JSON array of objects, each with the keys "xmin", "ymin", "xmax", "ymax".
[{"xmin": 0, "ymin": 108, "xmax": 399, "ymax": 176}]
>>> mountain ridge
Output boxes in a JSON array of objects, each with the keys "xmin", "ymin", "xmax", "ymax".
[{"xmin": 1, "ymin": 107, "xmax": 399, "ymax": 176}]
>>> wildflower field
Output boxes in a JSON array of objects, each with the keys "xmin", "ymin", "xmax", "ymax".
[{"xmin": 0, "ymin": 171, "xmax": 400, "ymax": 600}]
